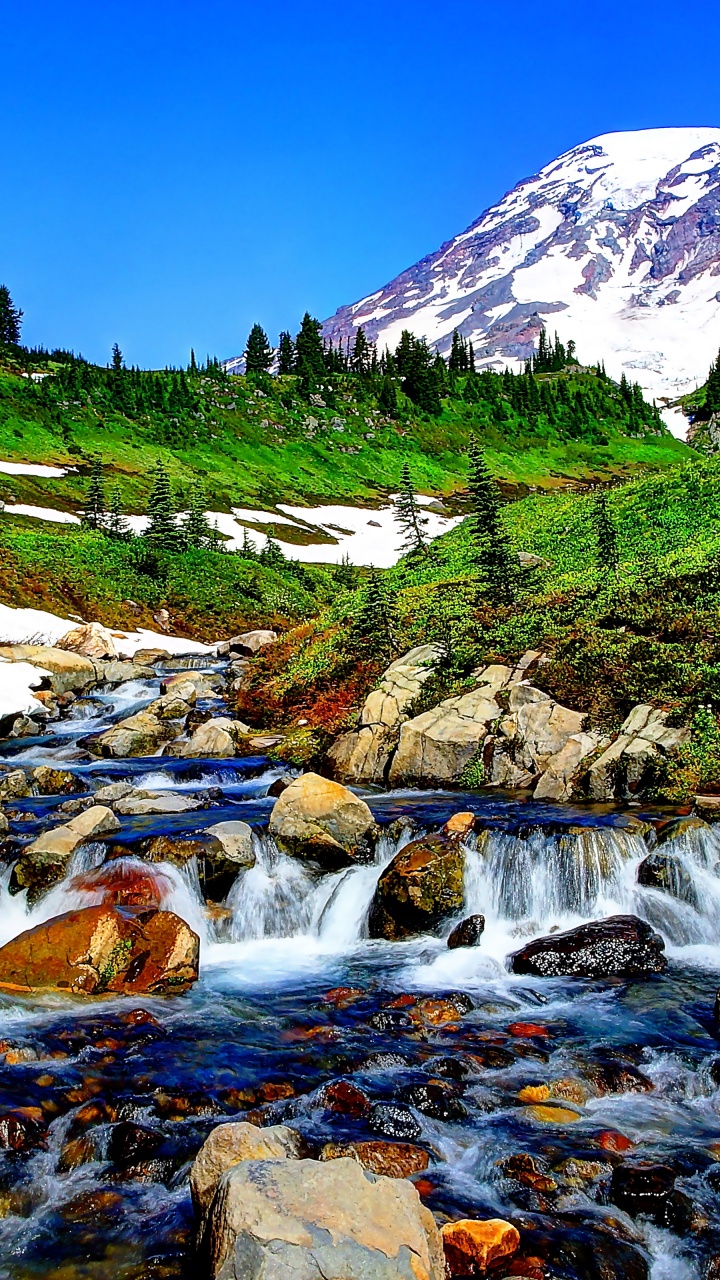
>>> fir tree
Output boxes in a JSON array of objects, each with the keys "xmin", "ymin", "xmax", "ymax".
[
  {"xmin": 260, "ymin": 535, "xmax": 285, "ymax": 567},
  {"xmin": 466, "ymin": 438, "xmax": 516, "ymax": 603},
  {"xmin": 468, "ymin": 341, "xmax": 476, "ymax": 373},
  {"xmin": 351, "ymin": 327, "xmax": 371, "ymax": 375},
  {"xmin": 448, "ymin": 330, "xmax": 469, "ymax": 373},
  {"xmin": 705, "ymin": 350, "xmax": 720, "ymax": 417},
  {"xmin": 0, "ymin": 286, "xmax": 23, "ymax": 345},
  {"xmin": 335, "ymin": 552, "xmax": 356, "ymax": 589},
  {"xmin": 112, "ymin": 343, "xmax": 124, "ymax": 372},
  {"xmin": 185, "ymin": 483, "xmax": 212, "ymax": 547},
  {"xmin": 144, "ymin": 462, "xmax": 178, "ymax": 550},
  {"xmin": 240, "ymin": 526, "xmax": 257, "ymax": 558},
  {"xmin": 277, "ymin": 331, "xmax": 296, "ymax": 375},
  {"xmin": 190, "ymin": 348, "xmax": 197, "ymax": 373},
  {"xmin": 378, "ymin": 374, "xmax": 397, "ymax": 415},
  {"xmin": 106, "ymin": 485, "xmax": 130, "ymax": 539},
  {"xmin": 352, "ymin": 566, "xmax": 395, "ymax": 658},
  {"xmin": 83, "ymin": 455, "xmax": 107, "ymax": 530},
  {"xmin": 244, "ymin": 324, "xmax": 273, "ymax": 375},
  {"xmin": 592, "ymin": 489, "xmax": 619, "ymax": 572},
  {"xmin": 294, "ymin": 313, "xmax": 326, "ymax": 391},
  {"xmin": 393, "ymin": 461, "xmax": 429, "ymax": 555}
]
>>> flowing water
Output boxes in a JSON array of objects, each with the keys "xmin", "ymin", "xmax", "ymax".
[{"xmin": 1, "ymin": 661, "xmax": 720, "ymax": 1278}]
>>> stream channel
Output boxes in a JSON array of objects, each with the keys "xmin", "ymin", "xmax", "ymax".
[{"xmin": 0, "ymin": 655, "xmax": 720, "ymax": 1280}]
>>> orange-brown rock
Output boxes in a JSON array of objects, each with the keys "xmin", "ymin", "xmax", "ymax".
[
  {"xmin": 0, "ymin": 1109, "xmax": 47, "ymax": 1152},
  {"xmin": 319, "ymin": 1079, "xmax": 371, "ymax": 1117},
  {"xmin": 68, "ymin": 860, "xmax": 172, "ymax": 909},
  {"xmin": 0, "ymin": 905, "xmax": 199, "ymax": 996},
  {"xmin": 441, "ymin": 1217, "xmax": 520, "ymax": 1275},
  {"xmin": 58, "ymin": 1133, "xmax": 98, "ymax": 1171},
  {"xmin": 322, "ymin": 986, "xmax": 365, "ymax": 1008},
  {"xmin": 442, "ymin": 812, "xmax": 476, "ymax": 840},
  {"xmin": 320, "ymin": 1140, "xmax": 430, "ymax": 1179},
  {"xmin": 597, "ymin": 1129, "xmax": 634, "ymax": 1153},
  {"xmin": 368, "ymin": 835, "xmax": 465, "ymax": 940}
]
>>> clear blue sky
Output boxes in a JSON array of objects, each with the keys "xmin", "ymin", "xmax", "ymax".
[{"xmin": 3, "ymin": 0, "xmax": 719, "ymax": 368}]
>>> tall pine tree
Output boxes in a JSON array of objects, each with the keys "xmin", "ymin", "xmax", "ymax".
[
  {"xmin": 592, "ymin": 489, "xmax": 619, "ymax": 572},
  {"xmin": 352, "ymin": 566, "xmax": 396, "ymax": 659},
  {"xmin": 244, "ymin": 324, "xmax": 273, "ymax": 375},
  {"xmin": 83, "ymin": 455, "xmax": 107, "ymax": 530},
  {"xmin": 294, "ymin": 313, "xmax": 325, "ymax": 391},
  {"xmin": 466, "ymin": 438, "xmax": 516, "ymax": 603},
  {"xmin": 144, "ymin": 462, "xmax": 178, "ymax": 550},
  {"xmin": 185, "ymin": 483, "xmax": 212, "ymax": 548},
  {"xmin": 393, "ymin": 461, "xmax": 429, "ymax": 555},
  {"xmin": 277, "ymin": 331, "xmax": 296, "ymax": 375},
  {"xmin": 0, "ymin": 286, "xmax": 22, "ymax": 345},
  {"xmin": 705, "ymin": 350, "xmax": 720, "ymax": 417},
  {"xmin": 106, "ymin": 485, "xmax": 130, "ymax": 539}
]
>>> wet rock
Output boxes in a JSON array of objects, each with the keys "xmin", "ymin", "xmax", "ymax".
[
  {"xmin": 201, "ymin": 1155, "xmax": 444, "ymax": 1280},
  {"xmin": 319, "ymin": 1079, "xmax": 371, "ymax": 1117},
  {"xmin": 502, "ymin": 1152, "xmax": 558, "ymax": 1193},
  {"xmin": 93, "ymin": 781, "xmax": 135, "ymax": 804},
  {"xmin": 425, "ymin": 1055, "xmax": 471, "ymax": 1081},
  {"xmin": 525, "ymin": 1102, "xmax": 582, "ymax": 1124},
  {"xmin": 56, "ymin": 797, "xmax": 89, "ymax": 817},
  {"xmin": 609, "ymin": 1162, "xmax": 676, "ymax": 1224},
  {"xmin": 107, "ymin": 1120, "xmax": 163, "ymax": 1167},
  {"xmin": 267, "ymin": 774, "xmax": 294, "ymax": 798},
  {"xmin": 447, "ymin": 915, "xmax": 485, "ymax": 949},
  {"xmin": 585, "ymin": 1058, "xmax": 654, "ymax": 1096},
  {"xmin": 509, "ymin": 914, "xmax": 667, "ymax": 979},
  {"xmin": 67, "ymin": 1099, "xmax": 118, "ymax": 1139},
  {"xmin": 32, "ymin": 766, "xmax": 84, "ymax": 796},
  {"xmin": 190, "ymin": 1120, "xmax": 303, "ymax": 1218},
  {"xmin": 161, "ymin": 670, "xmax": 223, "ymax": 696},
  {"xmin": 398, "ymin": 1081, "xmax": 467, "ymax": 1122},
  {"xmin": 441, "ymin": 1218, "xmax": 520, "ymax": 1276},
  {"xmin": 69, "ymin": 860, "xmax": 171, "ymax": 909},
  {"xmin": 153, "ymin": 1090, "xmax": 223, "ymax": 1121},
  {"xmin": 91, "ymin": 709, "xmax": 177, "ymax": 757},
  {"xmin": 368, "ymin": 835, "xmax": 465, "ymax": 940},
  {"xmin": 101, "ymin": 660, "xmax": 156, "ymax": 685},
  {"xmin": 360, "ymin": 1053, "xmax": 411, "ymax": 1072},
  {"xmin": 114, "ymin": 792, "xmax": 201, "ymax": 816},
  {"xmin": 369, "ymin": 1102, "xmax": 422, "ymax": 1141},
  {"xmin": 181, "ymin": 717, "xmax": 249, "ymax": 758},
  {"xmin": 268, "ymin": 772, "xmax": 377, "ymax": 870},
  {"xmin": 0, "ymin": 769, "xmax": 30, "ymax": 800},
  {"xmin": 0, "ymin": 645, "xmax": 97, "ymax": 694},
  {"xmin": 59, "ymin": 1188, "xmax": 124, "ymax": 1223},
  {"xmin": 637, "ymin": 851, "xmax": 698, "ymax": 906},
  {"xmin": 597, "ymin": 1129, "xmax": 634, "ymax": 1153},
  {"xmin": 57, "ymin": 621, "xmax": 118, "ymax": 660},
  {"xmin": 134, "ymin": 648, "xmax": 171, "ymax": 666},
  {"xmin": 368, "ymin": 1009, "xmax": 412, "ymax": 1033},
  {"xmin": 320, "ymin": 1140, "xmax": 429, "ymax": 1179},
  {"xmin": 656, "ymin": 815, "xmax": 710, "ymax": 844},
  {"xmin": 0, "ymin": 1109, "xmax": 47, "ymax": 1152},
  {"xmin": 204, "ymin": 820, "xmax": 255, "ymax": 868},
  {"xmin": 14, "ymin": 804, "xmax": 121, "ymax": 901},
  {"xmin": 0, "ymin": 904, "xmax": 199, "ymax": 995},
  {"xmin": 442, "ymin": 811, "xmax": 477, "ymax": 839},
  {"xmin": 58, "ymin": 1133, "xmax": 99, "ymax": 1170},
  {"xmin": 322, "ymin": 985, "xmax": 365, "ymax": 1009},
  {"xmin": 0, "ymin": 811, "xmax": 8, "ymax": 836}
]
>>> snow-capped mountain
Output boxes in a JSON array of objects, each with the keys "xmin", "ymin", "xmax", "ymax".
[{"xmin": 323, "ymin": 128, "xmax": 720, "ymax": 402}]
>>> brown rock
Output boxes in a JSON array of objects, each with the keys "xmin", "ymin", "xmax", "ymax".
[
  {"xmin": 368, "ymin": 835, "xmax": 465, "ymax": 940},
  {"xmin": 91, "ymin": 709, "xmax": 176, "ymax": 758},
  {"xmin": 441, "ymin": 1218, "xmax": 520, "ymax": 1275},
  {"xmin": 57, "ymin": 622, "xmax": 118, "ymax": 661},
  {"xmin": 69, "ymin": 860, "xmax": 172, "ymax": 909},
  {"xmin": 60, "ymin": 1189, "xmax": 123, "ymax": 1223},
  {"xmin": 0, "ymin": 1109, "xmax": 47, "ymax": 1152},
  {"xmin": 0, "ymin": 769, "xmax": 30, "ymax": 799},
  {"xmin": 319, "ymin": 1079, "xmax": 371, "ymax": 1117},
  {"xmin": 32, "ymin": 766, "xmax": 83, "ymax": 796},
  {"xmin": 320, "ymin": 1140, "xmax": 429, "ymax": 1179},
  {"xmin": 14, "ymin": 805, "xmax": 121, "ymax": 902},
  {"xmin": 447, "ymin": 915, "xmax": 485, "ymax": 949},
  {"xmin": 190, "ymin": 1120, "xmax": 303, "ymax": 1218},
  {"xmin": 0, "ymin": 904, "xmax": 199, "ymax": 995},
  {"xmin": 442, "ymin": 812, "xmax": 476, "ymax": 839},
  {"xmin": 58, "ymin": 1133, "xmax": 98, "ymax": 1170},
  {"xmin": 0, "ymin": 645, "xmax": 97, "ymax": 694}
]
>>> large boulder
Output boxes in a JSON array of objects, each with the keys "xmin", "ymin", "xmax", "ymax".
[
  {"xmin": 0, "ymin": 904, "xmax": 199, "ymax": 995},
  {"xmin": 191, "ymin": 1122, "xmax": 303, "ymax": 1219},
  {"xmin": 204, "ymin": 821, "xmax": 255, "ymax": 868},
  {"xmin": 201, "ymin": 1155, "xmax": 444, "ymax": 1280},
  {"xmin": 57, "ymin": 622, "xmax": 118, "ymax": 661},
  {"xmin": 217, "ymin": 629, "xmax": 278, "ymax": 657},
  {"xmin": 14, "ymin": 805, "xmax": 121, "ymax": 902},
  {"xmin": 268, "ymin": 772, "xmax": 376, "ymax": 870},
  {"xmin": 0, "ymin": 645, "xmax": 97, "ymax": 694},
  {"xmin": 490, "ymin": 683, "xmax": 603, "ymax": 800},
  {"xmin": 32, "ymin": 766, "xmax": 84, "ymax": 796},
  {"xmin": 509, "ymin": 915, "xmax": 667, "ymax": 979},
  {"xmin": 368, "ymin": 834, "xmax": 465, "ymax": 940},
  {"xmin": 388, "ymin": 666, "xmax": 512, "ymax": 787},
  {"xmin": 586, "ymin": 705, "xmax": 690, "ymax": 802},
  {"xmin": 91, "ymin": 709, "xmax": 177, "ymax": 758},
  {"xmin": 181, "ymin": 718, "xmax": 250, "ymax": 759},
  {"xmin": 328, "ymin": 645, "xmax": 441, "ymax": 785}
]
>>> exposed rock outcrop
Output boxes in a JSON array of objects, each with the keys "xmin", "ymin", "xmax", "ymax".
[
  {"xmin": 509, "ymin": 914, "xmax": 667, "ymax": 979},
  {"xmin": 0, "ymin": 645, "xmax": 97, "ymax": 695},
  {"xmin": 180, "ymin": 718, "xmax": 250, "ymax": 758},
  {"xmin": 14, "ymin": 805, "xmax": 121, "ymax": 902},
  {"xmin": 191, "ymin": 1121, "xmax": 303, "ymax": 1219},
  {"xmin": 585, "ymin": 705, "xmax": 690, "ymax": 801},
  {"xmin": 368, "ymin": 834, "xmax": 465, "ymax": 940},
  {"xmin": 217, "ymin": 630, "xmax": 278, "ymax": 657},
  {"xmin": 328, "ymin": 644, "xmax": 441, "ymax": 784},
  {"xmin": 90, "ymin": 709, "xmax": 176, "ymax": 758},
  {"xmin": 0, "ymin": 904, "xmax": 199, "ymax": 995},
  {"xmin": 269, "ymin": 772, "xmax": 376, "ymax": 870}
]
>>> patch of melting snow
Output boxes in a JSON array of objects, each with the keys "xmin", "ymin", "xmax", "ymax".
[
  {"xmin": 0, "ymin": 459, "xmax": 74, "ymax": 477},
  {"xmin": 1, "ymin": 503, "xmax": 80, "ymax": 524}
]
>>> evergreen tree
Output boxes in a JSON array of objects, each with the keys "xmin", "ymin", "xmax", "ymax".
[
  {"xmin": 448, "ymin": 329, "xmax": 469, "ymax": 373},
  {"xmin": 335, "ymin": 552, "xmax": 356, "ymax": 589},
  {"xmin": 106, "ymin": 485, "xmax": 131, "ymax": 539},
  {"xmin": 705, "ymin": 350, "xmax": 720, "ymax": 417},
  {"xmin": 144, "ymin": 462, "xmax": 178, "ymax": 550},
  {"xmin": 240, "ymin": 526, "xmax": 258, "ymax": 558},
  {"xmin": 352, "ymin": 566, "xmax": 396, "ymax": 658},
  {"xmin": 83, "ymin": 455, "xmax": 107, "ymax": 530},
  {"xmin": 468, "ymin": 341, "xmax": 476, "ymax": 373},
  {"xmin": 378, "ymin": 374, "xmax": 397, "ymax": 415},
  {"xmin": 295, "ymin": 313, "xmax": 326, "ymax": 391},
  {"xmin": 190, "ymin": 348, "xmax": 197, "ymax": 373},
  {"xmin": 393, "ymin": 461, "xmax": 429, "ymax": 554},
  {"xmin": 592, "ymin": 489, "xmax": 619, "ymax": 572},
  {"xmin": 0, "ymin": 286, "xmax": 23, "ymax": 345},
  {"xmin": 395, "ymin": 331, "xmax": 442, "ymax": 415},
  {"xmin": 351, "ymin": 327, "xmax": 371, "ymax": 375},
  {"xmin": 277, "ymin": 331, "xmax": 296, "ymax": 375},
  {"xmin": 466, "ymin": 438, "xmax": 516, "ymax": 603},
  {"xmin": 260, "ymin": 535, "xmax": 285, "ymax": 567},
  {"xmin": 185, "ymin": 483, "xmax": 212, "ymax": 547},
  {"xmin": 112, "ymin": 343, "xmax": 124, "ymax": 372},
  {"xmin": 244, "ymin": 324, "xmax": 273, "ymax": 375}
]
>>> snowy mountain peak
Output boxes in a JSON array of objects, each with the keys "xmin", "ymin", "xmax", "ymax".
[{"xmin": 323, "ymin": 127, "xmax": 720, "ymax": 401}]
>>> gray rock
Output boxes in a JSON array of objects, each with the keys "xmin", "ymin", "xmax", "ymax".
[
  {"xmin": 204, "ymin": 821, "xmax": 255, "ymax": 867},
  {"xmin": 269, "ymin": 772, "xmax": 376, "ymax": 870}
]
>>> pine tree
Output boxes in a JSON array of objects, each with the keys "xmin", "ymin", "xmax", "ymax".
[
  {"xmin": 468, "ymin": 341, "xmax": 476, "ymax": 374},
  {"xmin": 705, "ymin": 350, "xmax": 720, "ymax": 417},
  {"xmin": 185, "ymin": 483, "xmax": 212, "ymax": 548},
  {"xmin": 448, "ymin": 330, "xmax": 469, "ymax": 373},
  {"xmin": 351, "ymin": 327, "xmax": 370, "ymax": 375},
  {"xmin": 190, "ymin": 348, "xmax": 197, "ymax": 373},
  {"xmin": 592, "ymin": 489, "xmax": 619, "ymax": 572},
  {"xmin": 0, "ymin": 286, "xmax": 23, "ymax": 345},
  {"xmin": 106, "ymin": 485, "xmax": 130, "ymax": 539},
  {"xmin": 335, "ymin": 552, "xmax": 356, "ymax": 589},
  {"xmin": 393, "ymin": 461, "xmax": 429, "ymax": 555},
  {"xmin": 83, "ymin": 455, "xmax": 107, "ymax": 530},
  {"xmin": 352, "ymin": 566, "xmax": 396, "ymax": 658},
  {"xmin": 466, "ymin": 438, "xmax": 516, "ymax": 603},
  {"xmin": 144, "ymin": 462, "xmax": 178, "ymax": 550},
  {"xmin": 378, "ymin": 374, "xmax": 397, "ymax": 415},
  {"xmin": 277, "ymin": 331, "xmax": 296, "ymax": 375},
  {"xmin": 295, "ymin": 313, "xmax": 326, "ymax": 391},
  {"xmin": 112, "ymin": 343, "xmax": 124, "ymax": 372},
  {"xmin": 244, "ymin": 324, "xmax": 273, "ymax": 375},
  {"xmin": 240, "ymin": 526, "xmax": 257, "ymax": 558},
  {"xmin": 260, "ymin": 535, "xmax": 285, "ymax": 567}
]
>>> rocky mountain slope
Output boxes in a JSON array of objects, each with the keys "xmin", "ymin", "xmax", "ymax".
[{"xmin": 323, "ymin": 127, "xmax": 720, "ymax": 402}]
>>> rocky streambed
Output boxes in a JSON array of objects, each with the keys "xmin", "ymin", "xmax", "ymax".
[{"xmin": 0, "ymin": 639, "xmax": 719, "ymax": 1278}]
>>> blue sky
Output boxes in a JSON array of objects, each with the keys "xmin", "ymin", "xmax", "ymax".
[{"xmin": 3, "ymin": 0, "xmax": 720, "ymax": 367}]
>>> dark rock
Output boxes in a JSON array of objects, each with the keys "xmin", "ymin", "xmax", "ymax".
[
  {"xmin": 637, "ymin": 851, "xmax": 698, "ymax": 906},
  {"xmin": 610, "ymin": 1162, "xmax": 675, "ymax": 1223},
  {"xmin": 318, "ymin": 1080, "xmax": 371, "ymax": 1118},
  {"xmin": 368, "ymin": 1102, "xmax": 421, "ymax": 1142},
  {"xmin": 367, "ymin": 1009, "xmax": 412, "ymax": 1033},
  {"xmin": 447, "ymin": 914, "xmax": 485, "ymax": 949},
  {"xmin": 359, "ymin": 1053, "xmax": 411, "ymax": 1072},
  {"xmin": 585, "ymin": 1059, "xmax": 654, "ymax": 1096},
  {"xmin": 368, "ymin": 834, "xmax": 465, "ymax": 940},
  {"xmin": 153, "ymin": 1090, "xmax": 223, "ymax": 1121},
  {"xmin": 107, "ymin": 1121, "xmax": 163, "ymax": 1167},
  {"xmin": 509, "ymin": 914, "xmax": 667, "ymax": 979},
  {"xmin": 398, "ymin": 1081, "xmax": 467, "ymax": 1121},
  {"xmin": 0, "ymin": 1110, "xmax": 47, "ymax": 1152},
  {"xmin": 424, "ymin": 1055, "xmax": 471, "ymax": 1080},
  {"xmin": 656, "ymin": 816, "xmax": 710, "ymax": 845},
  {"xmin": 267, "ymin": 774, "xmax": 294, "ymax": 798}
]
